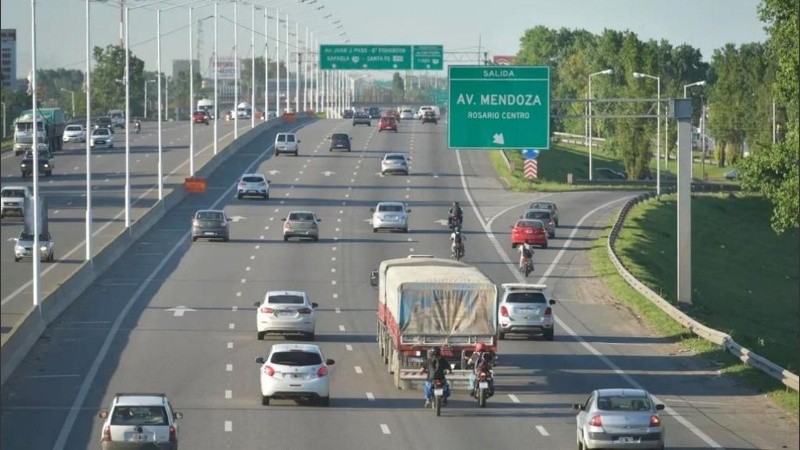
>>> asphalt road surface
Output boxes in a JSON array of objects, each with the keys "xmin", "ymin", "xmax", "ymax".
[{"xmin": 1, "ymin": 118, "xmax": 797, "ymax": 449}]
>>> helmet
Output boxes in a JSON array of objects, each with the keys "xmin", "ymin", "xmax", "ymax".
[
  {"xmin": 431, "ymin": 347, "xmax": 441, "ymax": 357},
  {"xmin": 475, "ymin": 342, "xmax": 486, "ymax": 352}
]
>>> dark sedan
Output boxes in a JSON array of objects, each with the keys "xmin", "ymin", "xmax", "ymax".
[
  {"xmin": 329, "ymin": 133, "xmax": 352, "ymax": 152},
  {"xmin": 352, "ymin": 112, "xmax": 371, "ymax": 126},
  {"xmin": 191, "ymin": 209, "xmax": 230, "ymax": 242}
]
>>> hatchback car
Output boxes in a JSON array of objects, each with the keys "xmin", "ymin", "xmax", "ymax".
[
  {"xmin": 511, "ymin": 219, "xmax": 548, "ymax": 249},
  {"xmin": 529, "ymin": 201, "xmax": 559, "ymax": 226},
  {"xmin": 98, "ymin": 393, "xmax": 182, "ymax": 450},
  {"xmin": 498, "ymin": 283, "xmax": 555, "ymax": 340},
  {"xmin": 191, "ymin": 209, "xmax": 230, "ymax": 242},
  {"xmin": 192, "ymin": 110, "xmax": 210, "ymax": 125},
  {"xmin": 274, "ymin": 132, "xmax": 300, "ymax": 156},
  {"xmin": 378, "ymin": 116, "xmax": 398, "ymax": 132},
  {"xmin": 237, "ymin": 173, "xmax": 270, "ymax": 199},
  {"xmin": 94, "ymin": 116, "xmax": 115, "ymax": 132},
  {"xmin": 282, "ymin": 210, "xmax": 321, "ymax": 241},
  {"xmin": 91, "ymin": 127, "xmax": 114, "ymax": 148},
  {"xmin": 329, "ymin": 133, "xmax": 352, "ymax": 152},
  {"xmin": 381, "ymin": 153, "xmax": 409, "ymax": 175},
  {"xmin": 14, "ymin": 230, "xmax": 54, "ymax": 262},
  {"xmin": 573, "ymin": 388, "xmax": 666, "ymax": 450},
  {"xmin": 254, "ymin": 290, "xmax": 318, "ymax": 340},
  {"xmin": 255, "ymin": 343, "xmax": 335, "ymax": 406},
  {"xmin": 63, "ymin": 124, "xmax": 86, "ymax": 143},
  {"xmin": 371, "ymin": 201, "xmax": 411, "ymax": 233},
  {"xmin": 352, "ymin": 112, "xmax": 371, "ymax": 126},
  {"xmin": 20, "ymin": 156, "xmax": 53, "ymax": 178},
  {"xmin": 400, "ymin": 109, "xmax": 415, "ymax": 120},
  {"xmin": 523, "ymin": 208, "xmax": 556, "ymax": 238}
]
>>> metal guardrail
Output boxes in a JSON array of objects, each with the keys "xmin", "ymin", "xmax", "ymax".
[{"xmin": 607, "ymin": 191, "xmax": 799, "ymax": 392}]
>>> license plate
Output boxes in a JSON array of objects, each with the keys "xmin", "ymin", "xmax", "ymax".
[
  {"xmin": 615, "ymin": 437, "xmax": 636, "ymax": 443},
  {"xmin": 479, "ymin": 382, "xmax": 489, "ymax": 389},
  {"xmin": 434, "ymin": 388, "xmax": 444, "ymax": 396},
  {"xmin": 278, "ymin": 311, "xmax": 294, "ymax": 317},
  {"xmin": 248, "ymin": 190, "xmax": 257, "ymax": 193},
  {"xmin": 132, "ymin": 433, "xmax": 148, "ymax": 442},
  {"xmin": 204, "ymin": 231, "xmax": 214, "ymax": 235}
]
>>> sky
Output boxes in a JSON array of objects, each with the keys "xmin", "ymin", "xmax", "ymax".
[{"xmin": 1, "ymin": 0, "xmax": 768, "ymax": 80}]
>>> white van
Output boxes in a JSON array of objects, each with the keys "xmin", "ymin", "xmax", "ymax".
[
  {"xmin": 274, "ymin": 132, "xmax": 299, "ymax": 156},
  {"xmin": 236, "ymin": 102, "xmax": 252, "ymax": 119},
  {"xmin": 197, "ymin": 99, "xmax": 215, "ymax": 119}
]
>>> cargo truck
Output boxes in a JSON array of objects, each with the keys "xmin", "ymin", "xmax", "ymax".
[
  {"xmin": 13, "ymin": 108, "xmax": 66, "ymax": 156},
  {"xmin": 370, "ymin": 256, "xmax": 498, "ymax": 389}
]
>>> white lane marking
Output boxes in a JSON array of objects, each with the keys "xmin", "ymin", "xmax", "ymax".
[
  {"xmin": 409, "ymin": 248, "xmax": 414, "ymax": 252},
  {"xmin": 225, "ymin": 390, "xmax": 232, "ymax": 399},
  {"xmin": 226, "ymin": 364, "xmax": 233, "ymax": 372},
  {"xmin": 380, "ymin": 424, "xmax": 391, "ymax": 435},
  {"xmin": 663, "ymin": 398, "xmax": 729, "ymax": 406},
  {"xmin": 229, "ymin": 323, "xmax": 235, "ymax": 330},
  {"xmin": 225, "ymin": 421, "xmax": 232, "ymax": 432},
  {"xmin": 332, "ymin": 293, "xmax": 338, "ymax": 299},
  {"xmin": 250, "ymin": 255, "xmax": 255, "ymax": 260},
  {"xmin": 232, "ymin": 306, "xmax": 238, "ymax": 312},
  {"xmin": 332, "ymin": 246, "xmax": 337, "ymax": 251},
  {"xmin": 236, "ymin": 292, "xmax": 242, "ymax": 297},
  {"xmin": 255, "ymin": 245, "xmax": 260, "ymax": 249},
  {"xmin": 331, "ymin": 280, "xmax": 337, "ymax": 285},
  {"xmin": 335, "ymin": 227, "xmax": 340, "ymax": 232},
  {"xmin": 331, "ymin": 268, "xmax": 336, "ymax": 273},
  {"xmin": 345, "ymin": 344, "xmax": 353, "ymax": 351},
  {"xmin": 245, "ymin": 266, "xmax": 251, "ymax": 271},
  {"xmin": 227, "ymin": 342, "xmax": 234, "ymax": 349},
  {"xmin": 337, "ymin": 218, "xmax": 341, "ymax": 223},
  {"xmin": 240, "ymin": 279, "xmax": 246, "ymax": 284},
  {"xmin": 67, "ymin": 201, "xmax": 73, "ymax": 206},
  {"xmin": 453, "ymin": 150, "xmax": 722, "ymax": 448},
  {"xmin": 28, "ymin": 374, "xmax": 82, "ymax": 379},
  {"xmin": 536, "ymin": 425, "xmax": 549, "ymax": 436},
  {"xmin": 508, "ymin": 394, "xmax": 521, "ymax": 403},
  {"xmin": 331, "ymin": 257, "xmax": 336, "ymax": 261},
  {"xmin": 355, "ymin": 366, "xmax": 363, "ymax": 374},
  {"xmin": 260, "ymin": 235, "xmax": 265, "ymax": 240},
  {"xmin": 338, "ymin": 325, "xmax": 346, "ymax": 332},
  {"xmin": 366, "ymin": 392, "xmax": 375, "ymax": 401},
  {"xmin": 53, "ymin": 210, "xmax": 60, "ymax": 214},
  {"xmin": 335, "ymin": 308, "xmax": 341, "ymax": 314}
]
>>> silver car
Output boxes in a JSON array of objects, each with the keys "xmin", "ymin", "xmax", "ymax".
[
  {"xmin": 254, "ymin": 290, "xmax": 318, "ymax": 340},
  {"xmin": 14, "ymin": 230, "xmax": 54, "ymax": 262},
  {"xmin": 574, "ymin": 388, "xmax": 666, "ymax": 450},
  {"xmin": 282, "ymin": 210, "xmax": 320, "ymax": 241},
  {"xmin": 523, "ymin": 208, "xmax": 556, "ymax": 238},
  {"xmin": 98, "ymin": 393, "xmax": 182, "ymax": 450},
  {"xmin": 371, "ymin": 201, "xmax": 411, "ymax": 233},
  {"xmin": 498, "ymin": 283, "xmax": 555, "ymax": 341},
  {"xmin": 63, "ymin": 124, "xmax": 86, "ymax": 143},
  {"xmin": 381, "ymin": 153, "xmax": 409, "ymax": 175},
  {"xmin": 529, "ymin": 201, "xmax": 559, "ymax": 226},
  {"xmin": 90, "ymin": 127, "xmax": 114, "ymax": 148}
]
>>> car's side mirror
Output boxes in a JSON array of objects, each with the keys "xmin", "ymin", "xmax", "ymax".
[
  {"xmin": 370, "ymin": 208, "xmax": 375, "ymax": 212},
  {"xmin": 99, "ymin": 410, "xmax": 109, "ymax": 419},
  {"xmin": 406, "ymin": 209, "xmax": 412, "ymax": 213},
  {"xmin": 573, "ymin": 404, "xmax": 585, "ymax": 411},
  {"xmin": 174, "ymin": 412, "xmax": 183, "ymax": 420},
  {"xmin": 280, "ymin": 218, "xmax": 286, "ymax": 221},
  {"xmin": 255, "ymin": 356, "xmax": 265, "ymax": 364},
  {"xmin": 325, "ymin": 359, "xmax": 335, "ymax": 365},
  {"xmin": 316, "ymin": 218, "xmax": 322, "ymax": 222},
  {"xmin": 369, "ymin": 270, "xmax": 378, "ymax": 287},
  {"xmin": 312, "ymin": 302, "xmax": 319, "ymax": 308},
  {"xmin": 549, "ymin": 299, "xmax": 556, "ymax": 305},
  {"xmin": 254, "ymin": 301, "xmax": 261, "ymax": 307},
  {"xmin": 656, "ymin": 404, "xmax": 665, "ymax": 410}
]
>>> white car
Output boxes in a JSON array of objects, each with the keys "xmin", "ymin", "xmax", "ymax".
[
  {"xmin": 371, "ymin": 201, "xmax": 411, "ymax": 233},
  {"xmin": 274, "ymin": 132, "xmax": 299, "ymax": 156},
  {"xmin": 255, "ymin": 343, "xmax": 335, "ymax": 406},
  {"xmin": 90, "ymin": 127, "xmax": 114, "ymax": 148},
  {"xmin": 498, "ymin": 283, "xmax": 555, "ymax": 341},
  {"xmin": 381, "ymin": 153, "xmax": 409, "ymax": 175},
  {"xmin": 63, "ymin": 124, "xmax": 86, "ymax": 143},
  {"xmin": 400, "ymin": 109, "xmax": 415, "ymax": 120},
  {"xmin": 1, "ymin": 186, "xmax": 31, "ymax": 218},
  {"xmin": 98, "ymin": 393, "xmax": 182, "ymax": 449},
  {"xmin": 255, "ymin": 290, "xmax": 318, "ymax": 340},
  {"xmin": 237, "ymin": 173, "xmax": 270, "ymax": 199}
]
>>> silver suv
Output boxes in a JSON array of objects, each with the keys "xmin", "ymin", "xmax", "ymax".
[
  {"xmin": 99, "ymin": 393, "xmax": 182, "ymax": 450},
  {"xmin": 498, "ymin": 283, "xmax": 555, "ymax": 341}
]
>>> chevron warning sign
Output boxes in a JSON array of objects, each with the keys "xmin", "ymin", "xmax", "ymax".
[{"xmin": 524, "ymin": 159, "xmax": 538, "ymax": 180}]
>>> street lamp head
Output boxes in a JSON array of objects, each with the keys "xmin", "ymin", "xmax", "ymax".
[
  {"xmin": 696, "ymin": 80, "xmax": 707, "ymax": 87},
  {"xmin": 633, "ymin": 72, "xmax": 645, "ymax": 78},
  {"xmin": 600, "ymin": 69, "xmax": 613, "ymax": 75}
]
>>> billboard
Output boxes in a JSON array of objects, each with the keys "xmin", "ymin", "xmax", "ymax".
[
  {"xmin": 206, "ymin": 57, "xmax": 239, "ymax": 80},
  {"xmin": 492, "ymin": 55, "xmax": 516, "ymax": 65}
]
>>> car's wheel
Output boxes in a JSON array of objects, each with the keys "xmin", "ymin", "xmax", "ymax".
[
  {"xmin": 511, "ymin": 243, "xmax": 518, "ymax": 249},
  {"xmin": 294, "ymin": 151, "xmax": 298, "ymax": 156},
  {"xmin": 191, "ymin": 236, "xmax": 197, "ymax": 242},
  {"xmin": 264, "ymin": 194, "xmax": 269, "ymax": 200},
  {"xmin": 550, "ymin": 232, "xmax": 555, "ymax": 239},
  {"xmin": 21, "ymin": 172, "xmax": 26, "ymax": 178},
  {"xmin": 403, "ymin": 228, "xmax": 408, "ymax": 233},
  {"xmin": 223, "ymin": 236, "xmax": 229, "ymax": 242},
  {"xmin": 261, "ymin": 395, "xmax": 270, "ymax": 406},
  {"xmin": 542, "ymin": 243, "xmax": 548, "ymax": 249},
  {"xmin": 283, "ymin": 235, "xmax": 289, "ymax": 242},
  {"xmin": 373, "ymin": 228, "xmax": 378, "ymax": 233},
  {"xmin": 14, "ymin": 257, "xmax": 20, "ymax": 262},
  {"xmin": 498, "ymin": 332, "xmax": 505, "ymax": 340},
  {"xmin": 237, "ymin": 194, "xmax": 242, "ymax": 199},
  {"xmin": 313, "ymin": 236, "xmax": 319, "ymax": 242},
  {"xmin": 544, "ymin": 329, "xmax": 554, "ymax": 341},
  {"xmin": 306, "ymin": 332, "xmax": 315, "ymax": 341},
  {"xmin": 257, "ymin": 332, "xmax": 265, "ymax": 340},
  {"xmin": 318, "ymin": 396, "xmax": 329, "ymax": 407},
  {"xmin": 48, "ymin": 253, "xmax": 54, "ymax": 262},
  {"xmin": 45, "ymin": 171, "xmax": 52, "ymax": 177}
]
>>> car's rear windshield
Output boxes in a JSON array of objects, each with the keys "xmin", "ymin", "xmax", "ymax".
[
  {"xmin": 378, "ymin": 205, "xmax": 403, "ymax": 212},
  {"xmin": 516, "ymin": 220, "xmax": 543, "ymax": 228},
  {"xmin": 505, "ymin": 292, "xmax": 547, "ymax": 304},
  {"xmin": 3, "ymin": 189, "xmax": 26, "ymax": 197},
  {"xmin": 596, "ymin": 395, "xmax": 652, "ymax": 411},
  {"xmin": 196, "ymin": 211, "xmax": 224, "ymax": 220},
  {"xmin": 110, "ymin": 406, "xmax": 169, "ymax": 426},
  {"xmin": 93, "ymin": 129, "xmax": 109, "ymax": 135},
  {"xmin": 66, "ymin": 125, "xmax": 82, "ymax": 131},
  {"xmin": 242, "ymin": 176, "xmax": 264, "ymax": 183},
  {"xmin": 289, "ymin": 213, "xmax": 315, "ymax": 221},
  {"xmin": 530, "ymin": 203, "xmax": 552, "ymax": 210},
  {"xmin": 270, "ymin": 351, "xmax": 322, "ymax": 366},
  {"xmin": 385, "ymin": 154, "xmax": 404, "ymax": 160},
  {"xmin": 525, "ymin": 210, "xmax": 550, "ymax": 220},
  {"xmin": 268, "ymin": 295, "xmax": 304, "ymax": 304},
  {"xmin": 332, "ymin": 134, "xmax": 347, "ymax": 140}
]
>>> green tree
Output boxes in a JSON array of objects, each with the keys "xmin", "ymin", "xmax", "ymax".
[
  {"xmin": 91, "ymin": 45, "xmax": 144, "ymax": 117},
  {"xmin": 1, "ymin": 87, "xmax": 32, "ymax": 137},
  {"xmin": 391, "ymin": 72, "xmax": 405, "ymax": 102}
]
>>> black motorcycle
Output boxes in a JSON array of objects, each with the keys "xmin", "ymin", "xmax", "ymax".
[
  {"xmin": 430, "ymin": 378, "xmax": 449, "ymax": 416},
  {"xmin": 474, "ymin": 369, "xmax": 495, "ymax": 407},
  {"xmin": 448, "ymin": 213, "xmax": 463, "ymax": 230}
]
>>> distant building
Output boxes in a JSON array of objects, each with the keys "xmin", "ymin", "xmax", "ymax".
[
  {"xmin": 172, "ymin": 59, "xmax": 200, "ymax": 78},
  {"xmin": 1, "ymin": 29, "xmax": 17, "ymax": 89}
]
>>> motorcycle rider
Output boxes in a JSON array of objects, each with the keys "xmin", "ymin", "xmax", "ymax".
[
  {"xmin": 466, "ymin": 342, "xmax": 496, "ymax": 396},
  {"xmin": 134, "ymin": 117, "xmax": 142, "ymax": 133},
  {"xmin": 422, "ymin": 347, "xmax": 452, "ymax": 407},
  {"xmin": 450, "ymin": 228, "xmax": 465, "ymax": 258},
  {"xmin": 448, "ymin": 201, "xmax": 463, "ymax": 228},
  {"xmin": 518, "ymin": 242, "xmax": 534, "ymax": 273}
]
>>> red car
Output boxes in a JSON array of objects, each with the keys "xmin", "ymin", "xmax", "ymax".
[
  {"xmin": 511, "ymin": 219, "xmax": 548, "ymax": 249},
  {"xmin": 193, "ymin": 110, "xmax": 209, "ymax": 125},
  {"xmin": 378, "ymin": 116, "xmax": 398, "ymax": 132}
]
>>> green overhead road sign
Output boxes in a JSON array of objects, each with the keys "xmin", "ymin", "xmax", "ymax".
[
  {"xmin": 412, "ymin": 45, "xmax": 443, "ymax": 70},
  {"xmin": 448, "ymin": 65, "xmax": 550, "ymax": 150},
  {"xmin": 320, "ymin": 45, "xmax": 443, "ymax": 70}
]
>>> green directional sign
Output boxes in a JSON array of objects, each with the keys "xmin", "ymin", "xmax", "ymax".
[
  {"xmin": 412, "ymin": 45, "xmax": 443, "ymax": 70},
  {"xmin": 448, "ymin": 65, "xmax": 550, "ymax": 150},
  {"xmin": 320, "ymin": 45, "xmax": 412, "ymax": 70}
]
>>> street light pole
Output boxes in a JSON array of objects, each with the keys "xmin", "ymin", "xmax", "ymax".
[
  {"xmin": 250, "ymin": 2, "xmax": 255, "ymax": 128},
  {"xmin": 213, "ymin": 1, "xmax": 218, "ymax": 154},
  {"xmin": 157, "ymin": 8, "xmax": 163, "ymax": 200},
  {"xmin": 275, "ymin": 9, "xmax": 280, "ymax": 116},
  {"xmin": 634, "ymin": 72, "xmax": 661, "ymax": 195},
  {"xmin": 588, "ymin": 69, "xmax": 613, "ymax": 181},
  {"xmin": 295, "ymin": 22, "xmax": 300, "ymax": 114},
  {"xmin": 683, "ymin": 80, "xmax": 706, "ymax": 179},
  {"xmin": 30, "ymin": 0, "xmax": 41, "ymax": 307},
  {"xmin": 84, "ymin": 0, "xmax": 92, "ymax": 261},
  {"xmin": 144, "ymin": 79, "xmax": 155, "ymax": 119},
  {"xmin": 285, "ymin": 13, "xmax": 290, "ymax": 114},
  {"xmin": 61, "ymin": 89, "xmax": 75, "ymax": 118},
  {"xmin": 233, "ymin": 2, "xmax": 239, "ymax": 138},
  {"xmin": 189, "ymin": 7, "xmax": 194, "ymax": 176}
]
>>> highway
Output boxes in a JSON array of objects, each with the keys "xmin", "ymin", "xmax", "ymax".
[
  {"xmin": 1, "ymin": 118, "xmax": 797, "ymax": 449},
  {"xmin": 0, "ymin": 119, "xmax": 254, "ymax": 340}
]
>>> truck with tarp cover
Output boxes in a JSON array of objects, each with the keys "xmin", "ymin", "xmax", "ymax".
[{"xmin": 371, "ymin": 256, "xmax": 498, "ymax": 389}]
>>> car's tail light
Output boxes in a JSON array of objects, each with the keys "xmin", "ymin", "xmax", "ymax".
[
  {"xmin": 168, "ymin": 426, "xmax": 177, "ymax": 442},
  {"xmin": 298, "ymin": 308, "xmax": 312, "ymax": 314},
  {"xmin": 260, "ymin": 307, "xmax": 274, "ymax": 314},
  {"xmin": 649, "ymin": 415, "xmax": 661, "ymax": 427},
  {"xmin": 588, "ymin": 414, "xmax": 602, "ymax": 427},
  {"xmin": 264, "ymin": 365, "xmax": 275, "ymax": 377},
  {"xmin": 317, "ymin": 365, "xmax": 329, "ymax": 377},
  {"xmin": 500, "ymin": 306, "xmax": 509, "ymax": 317},
  {"xmin": 544, "ymin": 307, "xmax": 552, "ymax": 316},
  {"xmin": 101, "ymin": 425, "xmax": 111, "ymax": 442}
]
